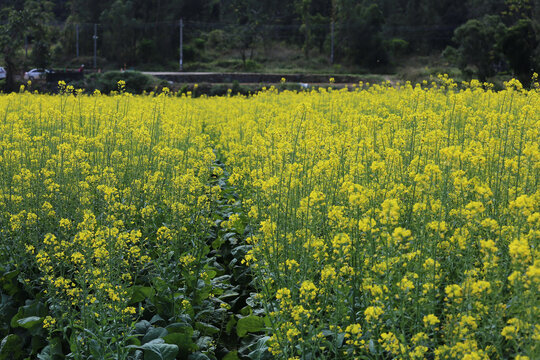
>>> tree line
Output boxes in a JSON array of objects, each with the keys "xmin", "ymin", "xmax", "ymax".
[{"xmin": 1, "ymin": 0, "xmax": 539, "ymax": 91}]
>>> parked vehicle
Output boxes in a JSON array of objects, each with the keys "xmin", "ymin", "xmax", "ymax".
[
  {"xmin": 24, "ymin": 69, "xmax": 53, "ymax": 80},
  {"xmin": 0, "ymin": 67, "xmax": 5, "ymax": 80}
]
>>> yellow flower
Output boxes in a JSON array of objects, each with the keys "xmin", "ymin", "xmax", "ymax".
[
  {"xmin": 299, "ymin": 280, "xmax": 318, "ymax": 301},
  {"xmin": 43, "ymin": 316, "xmax": 56, "ymax": 329},
  {"xmin": 364, "ymin": 306, "xmax": 384, "ymax": 323},
  {"xmin": 423, "ymin": 314, "xmax": 440, "ymax": 327}
]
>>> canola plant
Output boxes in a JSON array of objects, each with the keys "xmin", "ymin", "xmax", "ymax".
[{"xmin": 0, "ymin": 78, "xmax": 538, "ymax": 359}]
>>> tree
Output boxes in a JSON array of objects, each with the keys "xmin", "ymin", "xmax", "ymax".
[
  {"xmin": 501, "ymin": 19, "xmax": 538, "ymax": 85},
  {"xmin": 30, "ymin": 41, "xmax": 52, "ymax": 69},
  {"xmin": 99, "ymin": 0, "xmax": 140, "ymax": 64},
  {"xmin": 0, "ymin": 8, "xmax": 29, "ymax": 91},
  {"xmin": 466, "ymin": 0, "xmax": 506, "ymax": 19},
  {"xmin": 296, "ymin": 0, "xmax": 313, "ymax": 58},
  {"xmin": 27, "ymin": 0, "xmax": 55, "ymax": 69},
  {"xmin": 334, "ymin": 0, "xmax": 388, "ymax": 68},
  {"xmin": 230, "ymin": 0, "xmax": 265, "ymax": 66},
  {"xmin": 503, "ymin": 0, "xmax": 535, "ymax": 20},
  {"xmin": 448, "ymin": 15, "xmax": 507, "ymax": 81},
  {"xmin": 0, "ymin": 1, "xmax": 54, "ymax": 91}
]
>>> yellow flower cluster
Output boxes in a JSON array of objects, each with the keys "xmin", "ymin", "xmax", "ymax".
[
  {"xmin": 1, "ymin": 78, "xmax": 538, "ymax": 359},
  {"xmin": 0, "ymin": 89, "xmax": 218, "ymax": 356},
  {"xmin": 206, "ymin": 80, "xmax": 539, "ymax": 358}
]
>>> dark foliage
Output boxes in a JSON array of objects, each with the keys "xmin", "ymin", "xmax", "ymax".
[{"xmin": 0, "ymin": 0, "xmax": 539, "ymax": 88}]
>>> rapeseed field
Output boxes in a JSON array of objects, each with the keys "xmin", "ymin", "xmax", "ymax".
[{"xmin": 0, "ymin": 78, "xmax": 538, "ymax": 359}]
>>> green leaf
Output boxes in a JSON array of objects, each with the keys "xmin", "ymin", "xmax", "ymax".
[
  {"xmin": 130, "ymin": 286, "xmax": 156, "ymax": 304},
  {"xmin": 239, "ymin": 306, "xmax": 252, "ymax": 316},
  {"xmin": 16, "ymin": 316, "xmax": 43, "ymax": 329},
  {"xmin": 211, "ymin": 238, "xmax": 224, "ymax": 250},
  {"xmin": 225, "ymin": 315, "xmax": 236, "ymax": 335},
  {"xmin": 236, "ymin": 315, "xmax": 264, "ymax": 337},
  {"xmin": 142, "ymin": 327, "xmax": 168, "ymax": 344},
  {"xmin": 152, "ymin": 278, "xmax": 169, "ymax": 293},
  {"xmin": 36, "ymin": 337, "xmax": 63, "ymax": 360},
  {"xmin": 0, "ymin": 270, "xmax": 20, "ymax": 296},
  {"xmin": 187, "ymin": 353, "xmax": 211, "ymax": 360},
  {"xmin": 163, "ymin": 332, "xmax": 197, "ymax": 353},
  {"xmin": 10, "ymin": 312, "xmax": 22, "ymax": 329},
  {"xmin": 336, "ymin": 332, "xmax": 345, "ymax": 348},
  {"xmin": 141, "ymin": 340, "xmax": 178, "ymax": 360},
  {"xmin": 165, "ymin": 322, "xmax": 192, "ymax": 333},
  {"xmin": 0, "ymin": 334, "xmax": 23, "ymax": 360},
  {"xmin": 223, "ymin": 351, "xmax": 239, "ymax": 360},
  {"xmin": 368, "ymin": 339, "xmax": 377, "ymax": 354},
  {"xmin": 195, "ymin": 336, "xmax": 212, "ymax": 350},
  {"xmin": 89, "ymin": 339, "xmax": 104, "ymax": 358},
  {"xmin": 126, "ymin": 335, "xmax": 142, "ymax": 347},
  {"xmin": 0, "ymin": 270, "xmax": 19, "ymax": 282},
  {"xmin": 195, "ymin": 322, "xmax": 219, "ymax": 335},
  {"xmin": 30, "ymin": 335, "xmax": 47, "ymax": 355},
  {"xmin": 150, "ymin": 315, "xmax": 165, "ymax": 326},
  {"xmin": 217, "ymin": 289, "xmax": 237, "ymax": 299},
  {"xmin": 245, "ymin": 336, "xmax": 270, "ymax": 360},
  {"xmin": 135, "ymin": 320, "xmax": 152, "ymax": 335},
  {"xmin": 10, "ymin": 300, "xmax": 47, "ymax": 328},
  {"xmin": 205, "ymin": 270, "xmax": 217, "ymax": 280}
]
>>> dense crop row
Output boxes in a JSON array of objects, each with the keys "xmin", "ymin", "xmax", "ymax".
[
  {"xmin": 207, "ymin": 79, "xmax": 539, "ymax": 359},
  {"xmin": 0, "ymin": 79, "xmax": 539, "ymax": 359},
  {"xmin": 0, "ymin": 87, "xmax": 238, "ymax": 359}
]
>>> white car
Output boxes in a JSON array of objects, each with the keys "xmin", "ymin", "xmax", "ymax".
[
  {"xmin": 0, "ymin": 67, "xmax": 5, "ymax": 79},
  {"xmin": 24, "ymin": 69, "xmax": 51, "ymax": 80}
]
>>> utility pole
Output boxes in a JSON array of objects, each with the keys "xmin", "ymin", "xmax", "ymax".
[
  {"xmin": 330, "ymin": 21, "xmax": 334, "ymax": 65},
  {"xmin": 76, "ymin": 24, "xmax": 79, "ymax": 58},
  {"xmin": 179, "ymin": 19, "xmax": 184, "ymax": 71},
  {"xmin": 93, "ymin": 23, "xmax": 98, "ymax": 69}
]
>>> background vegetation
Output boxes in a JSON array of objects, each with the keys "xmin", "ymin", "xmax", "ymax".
[{"xmin": 0, "ymin": 0, "xmax": 539, "ymax": 89}]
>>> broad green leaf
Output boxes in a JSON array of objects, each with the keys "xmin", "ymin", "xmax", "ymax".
[
  {"xmin": 245, "ymin": 335, "xmax": 270, "ymax": 360},
  {"xmin": 236, "ymin": 315, "xmax": 264, "ymax": 337},
  {"xmin": 239, "ymin": 306, "xmax": 252, "ymax": 316},
  {"xmin": 30, "ymin": 335, "xmax": 47, "ymax": 355},
  {"xmin": 141, "ymin": 341, "xmax": 178, "ymax": 360},
  {"xmin": 10, "ymin": 300, "xmax": 47, "ymax": 328},
  {"xmin": 130, "ymin": 286, "xmax": 156, "ymax": 304},
  {"xmin": 195, "ymin": 322, "xmax": 219, "ymax": 335},
  {"xmin": 0, "ymin": 270, "xmax": 20, "ymax": 296},
  {"xmin": 142, "ymin": 327, "xmax": 168, "ymax": 344},
  {"xmin": 336, "ymin": 332, "xmax": 345, "ymax": 348},
  {"xmin": 10, "ymin": 312, "xmax": 22, "ymax": 329},
  {"xmin": 187, "ymin": 353, "xmax": 211, "ymax": 360},
  {"xmin": 0, "ymin": 270, "xmax": 19, "ymax": 282},
  {"xmin": 16, "ymin": 316, "xmax": 43, "ymax": 329},
  {"xmin": 205, "ymin": 270, "xmax": 217, "ymax": 280},
  {"xmin": 368, "ymin": 339, "xmax": 377, "ymax": 354},
  {"xmin": 211, "ymin": 238, "xmax": 224, "ymax": 250},
  {"xmin": 195, "ymin": 336, "xmax": 212, "ymax": 350},
  {"xmin": 223, "ymin": 351, "xmax": 239, "ymax": 360},
  {"xmin": 225, "ymin": 315, "xmax": 236, "ymax": 335},
  {"xmin": 165, "ymin": 322, "xmax": 192, "ymax": 333},
  {"xmin": 163, "ymin": 332, "xmax": 197, "ymax": 352},
  {"xmin": 135, "ymin": 320, "xmax": 152, "ymax": 335},
  {"xmin": 150, "ymin": 314, "xmax": 165, "ymax": 326},
  {"xmin": 39, "ymin": 337, "xmax": 63, "ymax": 360},
  {"xmin": 0, "ymin": 334, "xmax": 22, "ymax": 360}
]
